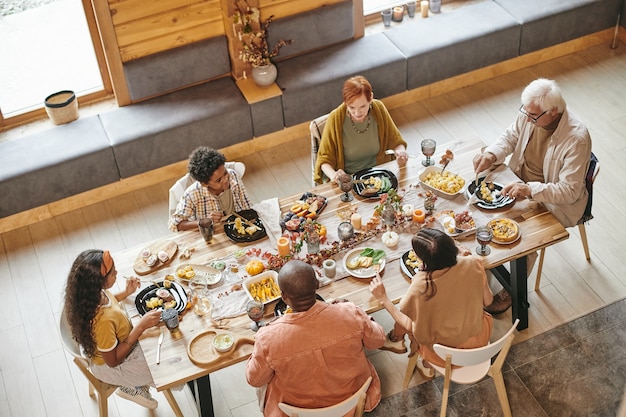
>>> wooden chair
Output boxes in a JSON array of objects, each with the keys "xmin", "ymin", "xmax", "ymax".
[
  {"xmin": 168, "ymin": 161, "xmax": 246, "ymax": 217},
  {"xmin": 310, "ymin": 113, "xmax": 330, "ymax": 187},
  {"xmin": 535, "ymin": 152, "xmax": 599, "ymax": 290},
  {"xmin": 426, "ymin": 319, "xmax": 519, "ymax": 417},
  {"xmin": 59, "ymin": 307, "xmax": 184, "ymax": 417},
  {"xmin": 277, "ymin": 376, "xmax": 372, "ymax": 417}
]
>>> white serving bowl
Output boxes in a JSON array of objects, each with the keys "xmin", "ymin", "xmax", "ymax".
[{"xmin": 419, "ymin": 166, "xmax": 466, "ymax": 199}]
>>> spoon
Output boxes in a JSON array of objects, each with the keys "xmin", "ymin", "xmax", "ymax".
[{"xmin": 385, "ymin": 149, "xmax": 419, "ymax": 158}]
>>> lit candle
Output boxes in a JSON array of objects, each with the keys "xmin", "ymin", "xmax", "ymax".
[
  {"xmin": 277, "ymin": 236, "xmax": 290, "ymax": 256},
  {"xmin": 232, "ymin": 23, "xmax": 236, "ymax": 34},
  {"xmin": 350, "ymin": 213, "xmax": 362, "ymax": 230},
  {"xmin": 392, "ymin": 6, "xmax": 404, "ymax": 22},
  {"xmin": 413, "ymin": 209, "xmax": 426, "ymax": 224},
  {"xmin": 243, "ymin": 70, "xmax": 247, "ymax": 79},
  {"xmin": 421, "ymin": 1, "xmax": 429, "ymax": 17}
]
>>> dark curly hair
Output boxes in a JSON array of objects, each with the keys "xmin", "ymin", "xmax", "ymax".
[
  {"xmin": 188, "ymin": 146, "xmax": 226, "ymax": 184},
  {"xmin": 412, "ymin": 228, "xmax": 458, "ymax": 300},
  {"xmin": 64, "ymin": 249, "xmax": 109, "ymax": 358}
]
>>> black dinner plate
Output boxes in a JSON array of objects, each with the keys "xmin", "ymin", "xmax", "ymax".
[
  {"xmin": 400, "ymin": 250, "xmax": 422, "ymax": 279},
  {"xmin": 467, "ymin": 178, "xmax": 515, "ymax": 210},
  {"xmin": 224, "ymin": 209, "xmax": 267, "ymax": 243},
  {"xmin": 135, "ymin": 281, "xmax": 188, "ymax": 316},
  {"xmin": 352, "ymin": 168, "xmax": 398, "ymax": 199},
  {"xmin": 274, "ymin": 294, "xmax": 325, "ymax": 316}
]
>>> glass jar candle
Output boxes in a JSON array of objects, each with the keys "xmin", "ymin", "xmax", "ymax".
[{"xmin": 338, "ymin": 221, "xmax": 355, "ymax": 241}]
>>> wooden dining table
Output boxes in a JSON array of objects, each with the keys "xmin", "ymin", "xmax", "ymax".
[{"xmin": 113, "ymin": 137, "xmax": 568, "ymax": 416}]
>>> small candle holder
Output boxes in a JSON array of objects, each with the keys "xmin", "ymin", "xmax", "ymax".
[
  {"xmin": 338, "ymin": 221, "xmax": 355, "ymax": 241},
  {"xmin": 392, "ymin": 6, "xmax": 404, "ymax": 22}
]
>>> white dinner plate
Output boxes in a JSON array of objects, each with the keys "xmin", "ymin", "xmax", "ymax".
[{"xmin": 342, "ymin": 248, "xmax": 386, "ymax": 279}]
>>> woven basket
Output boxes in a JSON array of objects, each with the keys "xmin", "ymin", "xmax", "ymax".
[{"xmin": 44, "ymin": 90, "xmax": 79, "ymax": 125}]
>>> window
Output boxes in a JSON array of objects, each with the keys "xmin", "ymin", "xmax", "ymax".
[{"xmin": 0, "ymin": 0, "xmax": 109, "ymax": 127}]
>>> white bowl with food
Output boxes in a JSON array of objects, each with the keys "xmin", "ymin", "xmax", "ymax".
[
  {"xmin": 243, "ymin": 270, "xmax": 281, "ymax": 305},
  {"xmin": 212, "ymin": 332, "xmax": 235, "ymax": 353},
  {"xmin": 419, "ymin": 166, "xmax": 466, "ymax": 199}
]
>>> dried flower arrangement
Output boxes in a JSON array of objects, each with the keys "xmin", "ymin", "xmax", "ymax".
[{"xmin": 232, "ymin": 7, "xmax": 293, "ymax": 67}]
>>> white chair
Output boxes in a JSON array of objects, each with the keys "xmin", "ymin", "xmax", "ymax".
[
  {"xmin": 277, "ymin": 376, "xmax": 372, "ymax": 417},
  {"xmin": 310, "ymin": 113, "xmax": 330, "ymax": 187},
  {"xmin": 426, "ymin": 319, "xmax": 520, "ymax": 417},
  {"xmin": 168, "ymin": 161, "xmax": 246, "ymax": 217},
  {"xmin": 59, "ymin": 307, "xmax": 184, "ymax": 417},
  {"xmin": 535, "ymin": 153, "xmax": 599, "ymax": 290}
]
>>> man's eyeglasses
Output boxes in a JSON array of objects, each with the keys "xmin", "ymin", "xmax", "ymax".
[{"xmin": 519, "ymin": 105, "xmax": 547, "ymax": 123}]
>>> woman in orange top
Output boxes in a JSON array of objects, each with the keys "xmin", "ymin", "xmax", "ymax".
[{"xmin": 369, "ymin": 228, "xmax": 494, "ymax": 378}]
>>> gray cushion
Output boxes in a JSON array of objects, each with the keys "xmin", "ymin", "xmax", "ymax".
[
  {"xmin": 268, "ymin": 1, "xmax": 354, "ymax": 60},
  {"xmin": 494, "ymin": 0, "xmax": 623, "ymax": 55},
  {"xmin": 123, "ymin": 37, "xmax": 231, "ymax": 101},
  {"xmin": 0, "ymin": 116, "xmax": 119, "ymax": 217},
  {"xmin": 100, "ymin": 77, "xmax": 253, "ymax": 178},
  {"xmin": 384, "ymin": 1, "xmax": 520, "ymax": 90},
  {"xmin": 276, "ymin": 33, "xmax": 407, "ymax": 127}
]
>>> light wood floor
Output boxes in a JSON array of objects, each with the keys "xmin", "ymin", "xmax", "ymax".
[{"xmin": 1, "ymin": 42, "xmax": 625, "ymax": 417}]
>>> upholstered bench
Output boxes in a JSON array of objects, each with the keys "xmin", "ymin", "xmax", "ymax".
[
  {"xmin": 0, "ymin": 115, "xmax": 119, "ymax": 218},
  {"xmin": 99, "ymin": 77, "xmax": 253, "ymax": 179},
  {"xmin": 383, "ymin": 1, "xmax": 520, "ymax": 91},
  {"xmin": 275, "ymin": 33, "xmax": 407, "ymax": 127},
  {"xmin": 493, "ymin": 0, "xmax": 623, "ymax": 55}
]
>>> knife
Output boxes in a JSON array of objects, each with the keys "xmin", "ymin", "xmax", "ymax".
[{"xmin": 156, "ymin": 327, "xmax": 164, "ymax": 365}]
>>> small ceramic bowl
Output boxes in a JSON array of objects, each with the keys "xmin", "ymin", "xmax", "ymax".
[{"xmin": 212, "ymin": 332, "xmax": 234, "ymax": 353}]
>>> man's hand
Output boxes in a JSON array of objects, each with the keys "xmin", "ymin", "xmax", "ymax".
[
  {"xmin": 473, "ymin": 152, "xmax": 496, "ymax": 173},
  {"xmin": 501, "ymin": 182, "xmax": 531, "ymax": 199}
]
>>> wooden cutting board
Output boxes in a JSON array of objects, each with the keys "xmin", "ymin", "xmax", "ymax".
[
  {"xmin": 187, "ymin": 329, "xmax": 255, "ymax": 367},
  {"xmin": 133, "ymin": 240, "xmax": 178, "ymax": 276}
]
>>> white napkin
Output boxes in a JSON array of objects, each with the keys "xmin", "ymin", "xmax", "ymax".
[
  {"xmin": 209, "ymin": 286, "xmax": 250, "ymax": 321},
  {"xmin": 252, "ymin": 198, "xmax": 282, "ymax": 246}
]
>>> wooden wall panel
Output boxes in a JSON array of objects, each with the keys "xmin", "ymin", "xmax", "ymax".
[
  {"xmin": 119, "ymin": 24, "xmax": 222, "ymax": 62},
  {"xmin": 109, "ymin": 0, "xmax": 224, "ymax": 61},
  {"xmin": 109, "ymin": 0, "xmax": 201, "ymax": 25},
  {"xmin": 259, "ymin": 0, "xmax": 347, "ymax": 19}
]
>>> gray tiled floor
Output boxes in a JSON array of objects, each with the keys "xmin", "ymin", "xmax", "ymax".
[{"xmin": 366, "ymin": 299, "xmax": 626, "ymax": 417}]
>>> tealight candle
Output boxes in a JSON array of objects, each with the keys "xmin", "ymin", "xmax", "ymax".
[
  {"xmin": 413, "ymin": 209, "xmax": 426, "ymax": 224},
  {"xmin": 392, "ymin": 6, "xmax": 404, "ymax": 22},
  {"xmin": 350, "ymin": 213, "xmax": 362, "ymax": 230},
  {"xmin": 421, "ymin": 1, "xmax": 429, "ymax": 17},
  {"xmin": 277, "ymin": 236, "xmax": 290, "ymax": 256}
]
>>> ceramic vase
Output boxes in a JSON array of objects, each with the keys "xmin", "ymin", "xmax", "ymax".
[{"xmin": 251, "ymin": 63, "xmax": 277, "ymax": 87}]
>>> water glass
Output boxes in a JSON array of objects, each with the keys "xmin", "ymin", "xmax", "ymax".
[
  {"xmin": 476, "ymin": 225, "xmax": 493, "ymax": 256},
  {"xmin": 381, "ymin": 9, "xmax": 392, "ymax": 27},
  {"xmin": 189, "ymin": 276, "xmax": 211, "ymax": 316},
  {"xmin": 198, "ymin": 218, "xmax": 214, "ymax": 243},
  {"xmin": 161, "ymin": 308, "xmax": 179, "ymax": 332},
  {"xmin": 421, "ymin": 139, "xmax": 437, "ymax": 166}
]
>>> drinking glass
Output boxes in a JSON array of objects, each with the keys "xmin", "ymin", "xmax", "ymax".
[
  {"xmin": 475, "ymin": 225, "xmax": 493, "ymax": 256},
  {"xmin": 338, "ymin": 173, "xmax": 354, "ymax": 202},
  {"xmin": 421, "ymin": 139, "xmax": 437, "ymax": 166},
  {"xmin": 189, "ymin": 276, "xmax": 211, "ymax": 316},
  {"xmin": 246, "ymin": 299, "xmax": 265, "ymax": 331},
  {"xmin": 198, "ymin": 218, "xmax": 214, "ymax": 243}
]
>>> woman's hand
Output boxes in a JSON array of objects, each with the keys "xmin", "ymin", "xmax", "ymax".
[
  {"xmin": 121, "ymin": 276, "xmax": 140, "ymax": 299},
  {"xmin": 394, "ymin": 147, "xmax": 408, "ymax": 167},
  {"xmin": 333, "ymin": 169, "xmax": 348, "ymax": 184},
  {"xmin": 369, "ymin": 274, "xmax": 389, "ymax": 302},
  {"xmin": 138, "ymin": 309, "xmax": 162, "ymax": 332}
]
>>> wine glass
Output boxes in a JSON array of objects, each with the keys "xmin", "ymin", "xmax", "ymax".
[
  {"xmin": 246, "ymin": 299, "xmax": 265, "ymax": 331},
  {"xmin": 338, "ymin": 173, "xmax": 354, "ymax": 202},
  {"xmin": 475, "ymin": 225, "xmax": 493, "ymax": 256},
  {"xmin": 421, "ymin": 139, "xmax": 437, "ymax": 167}
]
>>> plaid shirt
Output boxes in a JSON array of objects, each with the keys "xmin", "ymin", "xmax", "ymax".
[{"xmin": 168, "ymin": 168, "xmax": 251, "ymax": 232}]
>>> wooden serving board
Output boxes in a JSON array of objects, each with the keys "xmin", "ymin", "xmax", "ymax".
[
  {"xmin": 187, "ymin": 330, "xmax": 255, "ymax": 367},
  {"xmin": 133, "ymin": 240, "xmax": 178, "ymax": 276}
]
